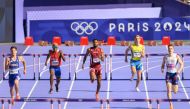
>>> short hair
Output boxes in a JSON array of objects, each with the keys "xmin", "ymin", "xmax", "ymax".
[
  {"xmin": 92, "ymin": 39, "xmax": 98, "ymax": 42},
  {"xmin": 52, "ymin": 43, "xmax": 58, "ymax": 46},
  {"xmin": 10, "ymin": 46, "xmax": 17, "ymax": 50},
  {"xmin": 135, "ymin": 35, "xmax": 141, "ymax": 39},
  {"xmin": 168, "ymin": 44, "xmax": 174, "ymax": 48}
]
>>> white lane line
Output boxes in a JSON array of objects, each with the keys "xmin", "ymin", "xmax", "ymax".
[
  {"xmin": 142, "ymin": 69, "xmax": 150, "ymax": 108},
  {"xmin": 20, "ymin": 62, "xmax": 72, "ymax": 109},
  {"xmin": 178, "ymin": 76, "xmax": 190, "ymax": 104},
  {"xmin": 20, "ymin": 66, "xmax": 47, "ymax": 109},
  {"xmin": 23, "ymin": 46, "xmax": 30, "ymax": 54},
  {"xmin": 106, "ymin": 46, "xmax": 112, "ymax": 108},
  {"xmin": 0, "ymin": 46, "xmax": 30, "ymax": 84},
  {"xmin": 63, "ymin": 46, "xmax": 85, "ymax": 109}
]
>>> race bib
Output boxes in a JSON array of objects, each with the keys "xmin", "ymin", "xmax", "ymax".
[
  {"xmin": 52, "ymin": 60, "xmax": 59, "ymax": 66},
  {"xmin": 9, "ymin": 69, "xmax": 19, "ymax": 74},
  {"xmin": 167, "ymin": 64, "xmax": 175, "ymax": 69},
  {"xmin": 133, "ymin": 52, "xmax": 141, "ymax": 58},
  {"xmin": 93, "ymin": 58, "xmax": 100, "ymax": 63}
]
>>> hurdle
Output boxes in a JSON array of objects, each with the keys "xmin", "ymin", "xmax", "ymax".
[
  {"xmin": 108, "ymin": 53, "xmax": 145, "ymax": 80},
  {"xmin": 106, "ymin": 98, "xmax": 190, "ymax": 109},
  {"xmin": 181, "ymin": 53, "xmax": 190, "ymax": 80},
  {"xmin": 1, "ymin": 97, "xmax": 190, "ymax": 109},
  {"xmin": 145, "ymin": 53, "xmax": 189, "ymax": 80},
  {"xmin": 2, "ymin": 53, "xmax": 36, "ymax": 80},
  {"xmin": 38, "ymin": 54, "xmax": 71, "ymax": 80},
  {"xmin": 0, "ymin": 97, "xmax": 104, "ymax": 109},
  {"xmin": 106, "ymin": 53, "xmax": 190, "ymax": 80},
  {"xmin": 74, "ymin": 54, "xmax": 108, "ymax": 80}
]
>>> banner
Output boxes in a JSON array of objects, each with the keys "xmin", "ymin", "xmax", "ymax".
[{"xmin": 30, "ymin": 17, "xmax": 190, "ymax": 42}]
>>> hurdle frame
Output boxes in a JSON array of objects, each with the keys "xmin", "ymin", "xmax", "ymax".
[
  {"xmin": 38, "ymin": 54, "xmax": 71, "ymax": 80},
  {"xmin": 2, "ymin": 53, "xmax": 36, "ymax": 80},
  {"xmin": 74, "ymin": 54, "xmax": 108, "ymax": 80}
]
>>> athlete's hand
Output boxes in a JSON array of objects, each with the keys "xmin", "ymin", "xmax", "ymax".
[
  {"xmin": 125, "ymin": 58, "xmax": 128, "ymax": 63},
  {"xmin": 176, "ymin": 72, "xmax": 180, "ymax": 77},
  {"xmin": 82, "ymin": 64, "xmax": 84, "ymax": 70},
  {"xmin": 23, "ymin": 69, "xmax": 26, "ymax": 75},
  {"xmin": 45, "ymin": 62, "xmax": 47, "ymax": 66},
  {"xmin": 161, "ymin": 68, "xmax": 164, "ymax": 73}
]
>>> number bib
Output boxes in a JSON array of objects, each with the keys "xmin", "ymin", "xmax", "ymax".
[
  {"xmin": 93, "ymin": 58, "xmax": 100, "ymax": 63},
  {"xmin": 133, "ymin": 52, "xmax": 141, "ymax": 58},
  {"xmin": 167, "ymin": 64, "xmax": 175, "ymax": 70},
  {"xmin": 9, "ymin": 69, "xmax": 19, "ymax": 74},
  {"xmin": 51, "ymin": 60, "xmax": 59, "ymax": 66}
]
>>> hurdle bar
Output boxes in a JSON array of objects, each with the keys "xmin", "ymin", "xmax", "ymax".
[
  {"xmin": 0, "ymin": 97, "xmax": 104, "ymax": 109},
  {"xmin": 108, "ymin": 54, "xmax": 145, "ymax": 80},
  {"xmin": 145, "ymin": 53, "xmax": 166, "ymax": 80},
  {"xmin": 107, "ymin": 53, "xmax": 190, "ymax": 80},
  {"xmin": 74, "ymin": 54, "xmax": 107, "ymax": 80},
  {"xmin": 38, "ymin": 54, "xmax": 71, "ymax": 80},
  {"xmin": 2, "ymin": 53, "xmax": 36, "ymax": 80},
  {"xmin": 106, "ymin": 98, "xmax": 190, "ymax": 109},
  {"xmin": 1, "ymin": 97, "xmax": 190, "ymax": 109},
  {"xmin": 181, "ymin": 53, "xmax": 190, "ymax": 80},
  {"xmin": 145, "ymin": 53, "xmax": 190, "ymax": 80}
]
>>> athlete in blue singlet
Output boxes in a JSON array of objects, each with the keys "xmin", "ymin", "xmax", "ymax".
[{"xmin": 5, "ymin": 46, "xmax": 26, "ymax": 105}]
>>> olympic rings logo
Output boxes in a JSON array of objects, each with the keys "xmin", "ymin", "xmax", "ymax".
[{"xmin": 71, "ymin": 22, "xmax": 98, "ymax": 35}]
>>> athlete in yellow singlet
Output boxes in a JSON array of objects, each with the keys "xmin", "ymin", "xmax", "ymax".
[{"xmin": 125, "ymin": 35, "xmax": 145, "ymax": 92}]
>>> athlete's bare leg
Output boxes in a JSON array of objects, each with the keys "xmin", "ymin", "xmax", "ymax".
[
  {"xmin": 90, "ymin": 69, "xmax": 96, "ymax": 83},
  {"xmin": 130, "ymin": 66, "xmax": 136, "ymax": 81},
  {"xmin": 167, "ymin": 82, "xmax": 173, "ymax": 109},
  {"xmin": 96, "ymin": 74, "xmax": 102, "ymax": 101},
  {"xmin": 136, "ymin": 70, "xmax": 142, "ymax": 92},
  {"xmin": 14, "ymin": 79, "xmax": 20, "ymax": 99},
  {"xmin": 49, "ymin": 69, "xmax": 54, "ymax": 94}
]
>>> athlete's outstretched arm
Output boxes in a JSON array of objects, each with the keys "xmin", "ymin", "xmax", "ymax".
[
  {"xmin": 60, "ymin": 50, "xmax": 66, "ymax": 62},
  {"xmin": 176, "ymin": 54, "xmax": 184, "ymax": 74},
  {"xmin": 100, "ymin": 49, "xmax": 104, "ymax": 62},
  {"xmin": 19, "ymin": 56, "xmax": 26, "ymax": 75},
  {"xmin": 125, "ymin": 45, "xmax": 131, "ymax": 63},
  {"xmin": 45, "ymin": 51, "xmax": 51, "ymax": 66},
  {"xmin": 141, "ymin": 46, "xmax": 145, "ymax": 58},
  {"xmin": 82, "ymin": 48, "xmax": 90, "ymax": 69},
  {"xmin": 161, "ymin": 56, "xmax": 166, "ymax": 73},
  {"xmin": 5, "ymin": 57, "xmax": 10, "ymax": 71}
]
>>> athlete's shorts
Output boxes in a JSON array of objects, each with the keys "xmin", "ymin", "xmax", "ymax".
[
  {"xmin": 130, "ymin": 59, "xmax": 143, "ymax": 71},
  {"xmin": 90, "ymin": 64, "xmax": 102, "ymax": 75},
  {"xmin": 49, "ymin": 66, "xmax": 61, "ymax": 77},
  {"xmin": 9, "ymin": 73, "xmax": 21, "ymax": 88},
  {"xmin": 166, "ymin": 72, "xmax": 179, "ymax": 85}
]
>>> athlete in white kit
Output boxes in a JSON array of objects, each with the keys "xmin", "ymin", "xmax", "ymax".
[{"xmin": 161, "ymin": 44, "xmax": 184, "ymax": 109}]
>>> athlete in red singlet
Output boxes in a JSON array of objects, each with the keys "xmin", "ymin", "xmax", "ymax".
[
  {"xmin": 82, "ymin": 39, "xmax": 104, "ymax": 101},
  {"xmin": 45, "ymin": 43, "xmax": 65, "ymax": 94}
]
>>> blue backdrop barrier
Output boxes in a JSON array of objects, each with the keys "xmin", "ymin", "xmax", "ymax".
[{"xmin": 30, "ymin": 17, "xmax": 190, "ymax": 42}]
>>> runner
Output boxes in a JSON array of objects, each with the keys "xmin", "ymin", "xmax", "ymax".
[
  {"xmin": 5, "ymin": 46, "xmax": 26, "ymax": 105},
  {"xmin": 125, "ymin": 35, "xmax": 145, "ymax": 92},
  {"xmin": 82, "ymin": 39, "xmax": 104, "ymax": 101},
  {"xmin": 45, "ymin": 43, "xmax": 66, "ymax": 94},
  {"xmin": 161, "ymin": 44, "xmax": 184, "ymax": 109}
]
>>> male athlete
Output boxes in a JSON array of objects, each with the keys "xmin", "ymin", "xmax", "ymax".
[
  {"xmin": 161, "ymin": 44, "xmax": 184, "ymax": 109},
  {"xmin": 125, "ymin": 35, "xmax": 145, "ymax": 92},
  {"xmin": 45, "ymin": 43, "xmax": 65, "ymax": 94},
  {"xmin": 82, "ymin": 39, "xmax": 104, "ymax": 101},
  {"xmin": 5, "ymin": 46, "xmax": 26, "ymax": 104}
]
